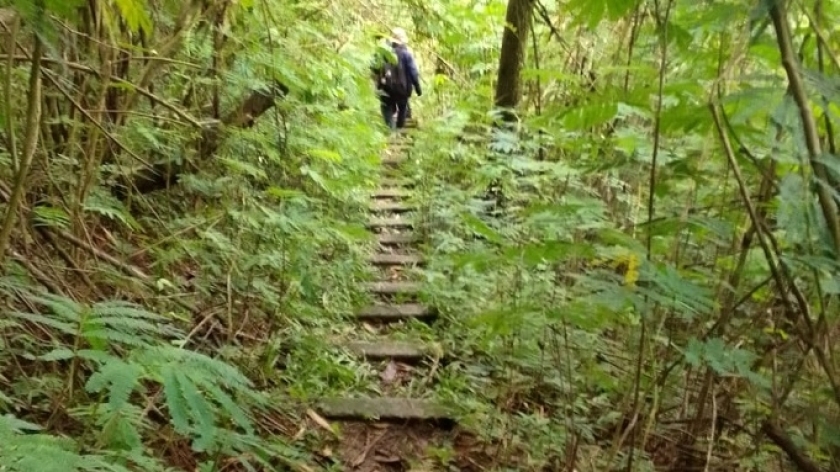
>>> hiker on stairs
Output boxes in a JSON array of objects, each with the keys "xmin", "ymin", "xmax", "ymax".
[
  {"xmin": 371, "ymin": 27, "xmax": 422, "ymax": 130},
  {"xmin": 399, "ymin": 35, "xmax": 416, "ymax": 121}
]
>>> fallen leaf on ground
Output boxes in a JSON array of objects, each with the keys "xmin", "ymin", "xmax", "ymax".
[{"xmin": 306, "ymin": 408, "xmax": 338, "ymax": 437}]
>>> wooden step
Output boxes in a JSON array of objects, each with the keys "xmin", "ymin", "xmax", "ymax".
[
  {"xmin": 382, "ymin": 156, "xmax": 408, "ymax": 166},
  {"xmin": 380, "ymin": 178, "xmax": 412, "ymax": 188},
  {"xmin": 367, "ymin": 216, "xmax": 413, "ymax": 229},
  {"xmin": 316, "ymin": 397, "xmax": 450, "ymax": 421},
  {"xmin": 355, "ymin": 303, "xmax": 436, "ymax": 322},
  {"xmin": 371, "ymin": 187, "xmax": 410, "ymax": 198},
  {"xmin": 344, "ymin": 340, "xmax": 433, "ymax": 361},
  {"xmin": 376, "ymin": 233, "xmax": 419, "ymax": 245},
  {"xmin": 369, "ymin": 201, "xmax": 414, "ymax": 213},
  {"xmin": 385, "ymin": 148, "xmax": 411, "ymax": 157},
  {"xmin": 363, "ymin": 281, "xmax": 422, "ymax": 295},
  {"xmin": 390, "ymin": 132, "xmax": 414, "ymax": 142},
  {"xmin": 368, "ymin": 253, "xmax": 424, "ymax": 266}
]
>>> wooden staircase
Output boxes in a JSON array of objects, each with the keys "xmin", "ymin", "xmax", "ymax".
[{"xmin": 315, "ymin": 133, "xmax": 453, "ymax": 426}]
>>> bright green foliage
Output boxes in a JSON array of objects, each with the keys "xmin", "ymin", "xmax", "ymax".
[
  {"xmin": 1, "ymin": 0, "xmax": 840, "ymax": 469},
  {"xmin": 391, "ymin": 0, "xmax": 840, "ymax": 469},
  {"xmin": 0, "ymin": 414, "xmax": 134, "ymax": 472},
  {"xmin": 3, "ymin": 282, "xmax": 276, "ymax": 467},
  {"xmin": 0, "ymin": 0, "xmax": 393, "ymax": 468}
]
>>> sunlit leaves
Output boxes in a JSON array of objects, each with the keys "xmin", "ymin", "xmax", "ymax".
[
  {"xmin": 308, "ymin": 148, "xmax": 343, "ymax": 162},
  {"xmin": 265, "ymin": 186, "xmax": 307, "ymax": 200},
  {"xmin": 111, "ymin": 0, "xmax": 153, "ymax": 35},
  {"xmin": 32, "ymin": 205, "xmax": 71, "ymax": 230}
]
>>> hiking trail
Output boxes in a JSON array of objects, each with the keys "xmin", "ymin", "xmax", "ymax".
[{"xmin": 309, "ymin": 125, "xmax": 480, "ymax": 471}]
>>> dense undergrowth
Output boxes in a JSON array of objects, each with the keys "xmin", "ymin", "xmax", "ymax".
[
  {"xmin": 1, "ymin": 0, "xmax": 840, "ymax": 471},
  {"xmin": 0, "ymin": 0, "xmax": 385, "ymax": 470},
  {"xmin": 402, "ymin": 0, "xmax": 840, "ymax": 470}
]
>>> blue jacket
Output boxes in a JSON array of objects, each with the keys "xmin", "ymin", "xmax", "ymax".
[{"xmin": 393, "ymin": 43, "xmax": 421, "ymax": 97}]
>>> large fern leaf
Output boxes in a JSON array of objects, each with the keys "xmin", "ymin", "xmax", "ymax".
[
  {"xmin": 85, "ymin": 357, "xmax": 143, "ymax": 411},
  {"xmin": 0, "ymin": 414, "xmax": 134, "ymax": 472}
]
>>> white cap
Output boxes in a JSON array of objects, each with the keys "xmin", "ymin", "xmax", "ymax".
[{"xmin": 391, "ymin": 27, "xmax": 408, "ymax": 45}]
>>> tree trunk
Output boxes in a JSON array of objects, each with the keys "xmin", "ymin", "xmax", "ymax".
[{"xmin": 494, "ymin": 0, "xmax": 535, "ymax": 122}]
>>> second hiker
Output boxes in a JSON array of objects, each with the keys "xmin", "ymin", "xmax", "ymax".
[{"xmin": 372, "ymin": 27, "xmax": 421, "ymax": 130}]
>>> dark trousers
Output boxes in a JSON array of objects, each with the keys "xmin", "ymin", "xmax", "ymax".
[{"xmin": 380, "ymin": 95, "xmax": 409, "ymax": 129}]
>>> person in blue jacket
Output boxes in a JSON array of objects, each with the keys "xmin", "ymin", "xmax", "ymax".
[{"xmin": 372, "ymin": 27, "xmax": 421, "ymax": 129}]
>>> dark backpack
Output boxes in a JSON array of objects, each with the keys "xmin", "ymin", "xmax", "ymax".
[{"xmin": 378, "ymin": 51, "xmax": 409, "ymax": 97}]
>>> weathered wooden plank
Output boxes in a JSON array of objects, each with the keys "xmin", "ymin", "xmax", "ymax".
[
  {"xmin": 369, "ymin": 201, "xmax": 414, "ymax": 212},
  {"xmin": 379, "ymin": 178, "xmax": 412, "ymax": 188},
  {"xmin": 316, "ymin": 397, "xmax": 451, "ymax": 421},
  {"xmin": 355, "ymin": 303, "xmax": 436, "ymax": 321},
  {"xmin": 344, "ymin": 341, "xmax": 432, "ymax": 361},
  {"xmin": 382, "ymin": 156, "xmax": 408, "ymax": 166},
  {"xmin": 367, "ymin": 216, "xmax": 413, "ymax": 229},
  {"xmin": 376, "ymin": 233, "xmax": 418, "ymax": 245},
  {"xmin": 368, "ymin": 253, "xmax": 424, "ymax": 266},
  {"xmin": 371, "ymin": 187, "xmax": 411, "ymax": 198},
  {"xmin": 363, "ymin": 281, "xmax": 422, "ymax": 295}
]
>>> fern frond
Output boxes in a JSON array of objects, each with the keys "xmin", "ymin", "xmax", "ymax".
[
  {"xmin": 83, "ymin": 190, "xmax": 140, "ymax": 230},
  {"xmin": 10, "ymin": 311, "xmax": 76, "ymax": 335},
  {"xmin": 175, "ymin": 370, "xmax": 217, "ymax": 451},
  {"xmin": 0, "ymin": 414, "xmax": 134, "ymax": 472},
  {"xmin": 32, "ymin": 205, "xmax": 71, "ymax": 231},
  {"xmin": 193, "ymin": 376, "xmax": 254, "ymax": 434},
  {"xmin": 140, "ymin": 346, "xmax": 264, "ymax": 452},
  {"xmin": 160, "ymin": 364, "xmax": 190, "ymax": 435},
  {"xmin": 15, "ymin": 295, "xmax": 181, "ymax": 352},
  {"xmin": 85, "ymin": 357, "xmax": 143, "ymax": 411}
]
